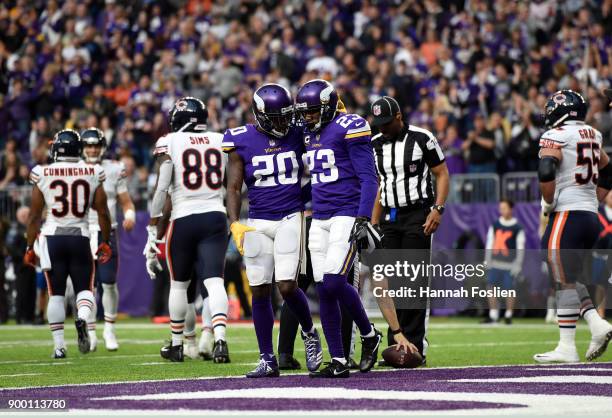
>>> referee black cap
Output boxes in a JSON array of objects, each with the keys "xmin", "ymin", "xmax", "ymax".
[{"xmin": 370, "ymin": 96, "xmax": 401, "ymax": 127}]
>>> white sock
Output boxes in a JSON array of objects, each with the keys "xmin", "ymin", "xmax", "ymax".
[
  {"xmin": 87, "ymin": 299, "xmax": 97, "ymax": 338},
  {"xmin": 204, "ymin": 277, "xmax": 228, "ymax": 342},
  {"xmin": 557, "ymin": 308, "xmax": 579, "ymax": 349},
  {"xmin": 489, "ymin": 309, "xmax": 499, "ymax": 321},
  {"xmin": 505, "ymin": 309, "xmax": 513, "ymax": 319},
  {"xmin": 184, "ymin": 302, "xmax": 196, "ymax": 339},
  {"xmin": 102, "ymin": 283, "xmax": 118, "ymax": 331},
  {"xmin": 583, "ymin": 309, "xmax": 606, "ymax": 333},
  {"xmin": 76, "ymin": 290, "xmax": 95, "ymax": 321},
  {"xmin": 47, "ymin": 295, "xmax": 66, "ymax": 349},
  {"xmin": 169, "ymin": 281, "xmax": 189, "ymax": 345},
  {"xmin": 201, "ymin": 297, "xmax": 212, "ymax": 331},
  {"xmin": 332, "ymin": 357, "xmax": 347, "ymax": 365}
]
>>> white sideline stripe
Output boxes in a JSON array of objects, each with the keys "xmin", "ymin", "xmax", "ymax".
[
  {"xmin": 2, "ymin": 362, "xmax": 611, "ymax": 392},
  {"xmin": 131, "ymin": 362, "xmax": 258, "ymax": 367},
  {"xmin": 524, "ymin": 367, "xmax": 612, "ymax": 372},
  {"xmin": 446, "ymin": 375, "xmax": 612, "ymax": 384},
  {"xmin": 0, "ymin": 373, "xmax": 44, "ymax": 378},
  {"xmin": 90, "ymin": 387, "xmax": 612, "ymax": 415}
]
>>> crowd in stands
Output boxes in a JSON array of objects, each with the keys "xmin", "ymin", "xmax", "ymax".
[{"xmin": 1, "ymin": 0, "xmax": 612, "ymax": 202}]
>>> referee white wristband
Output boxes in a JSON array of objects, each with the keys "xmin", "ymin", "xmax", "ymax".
[{"xmin": 124, "ymin": 209, "xmax": 136, "ymax": 222}]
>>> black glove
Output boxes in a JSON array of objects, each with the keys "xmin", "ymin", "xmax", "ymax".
[{"xmin": 349, "ymin": 217, "xmax": 384, "ymax": 252}]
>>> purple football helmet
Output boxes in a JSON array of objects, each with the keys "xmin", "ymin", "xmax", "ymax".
[
  {"xmin": 252, "ymin": 83, "xmax": 294, "ymax": 138},
  {"xmin": 295, "ymin": 79, "xmax": 339, "ymax": 132}
]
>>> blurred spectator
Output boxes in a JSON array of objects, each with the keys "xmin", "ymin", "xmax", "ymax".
[
  {"xmin": 462, "ymin": 114, "xmax": 496, "ymax": 173},
  {"xmin": 7, "ymin": 206, "xmax": 36, "ymax": 324}
]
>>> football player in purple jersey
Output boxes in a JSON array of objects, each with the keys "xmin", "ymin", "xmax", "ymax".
[
  {"xmin": 223, "ymin": 83, "xmax": 323, "ymax": 378},
  {"xmin": 296, "ymin": 79, "xmax": 383, "ymax": 378}
]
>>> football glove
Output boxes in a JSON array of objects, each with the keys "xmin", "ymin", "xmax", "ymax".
[
  {"xmin": 145, "ymin": 251, "xmax": 162, "ymax": 280},
  {"xmin": 97, "ymin": 242, "xmax": 112, "ymax": 264},
  {"xmin": 23, "ymin": 246, "xmax": 37, "ymax": 268},
  {"xmin": 349, "ymin": 217, "xmax": 384, "ymax": 253},
  {"xmin": 143, "ymin": 225, "xmax": 162, "ymax": 255},
  {"xmin": 230, "ymin": 221, "xmax": 255, "ymax": 256}
]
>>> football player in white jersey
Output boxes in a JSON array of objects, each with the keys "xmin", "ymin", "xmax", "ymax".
[
  {"xmin": 24, "ymin": 129, "xmax": 112, "ymax": 359},
  {"xmin": 535, "ymin": 90, "xmax": 612, "ymax": 363},
  {"xmin": 144, "ymin": 97, "xmax": 230, "ymax": 362},
  {"xmin": 81, "ymin": 128, "xmax": 135, "ymax": 352}
]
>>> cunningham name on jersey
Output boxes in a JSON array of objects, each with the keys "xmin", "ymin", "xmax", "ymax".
[
  {"xmin": 539, "ymin": 120, "xmax": 603, "ymax": 213},
  {"xmin": 30, "ymin": 160, "xmax": 105, "ymax": 237},
  {"xmin": 154, "ymin": 130, "xmax": 226, "ymax": 220}
]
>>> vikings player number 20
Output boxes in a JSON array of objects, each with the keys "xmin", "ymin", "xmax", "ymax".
[{"xmin": 252, "ymin": 152, "xmax": 299, "ymax": 187}]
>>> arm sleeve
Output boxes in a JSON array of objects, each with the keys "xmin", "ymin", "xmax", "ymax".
[
  {"xmin": 150, "ymin": 159, "xmax": 174, "ymax": 218},
  {"xmin": 346, "ymin": 119, "xmax": 378, "ymax": 218},
  {"xmin": 116, "ymin": 162, "xmax": 128, "ymax": 194},
  {"xmin": 421, "ymin": 133, "xmax": 445, "ymax": 168},
  {"xmin": 539, "ymin": 129, "xmax": 567, "ymax": 150},
  {"xmin": 154, "ymin": 135, "xmax": 170, "ymax": 156},
  {"xmin": 29, "ymin": 165, "xmax": 42, "ymax": 185}
]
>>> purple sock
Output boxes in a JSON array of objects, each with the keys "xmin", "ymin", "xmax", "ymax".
[
  {"xmin": 316, "ymin": 283, "xmax": 344, "ymax": 359},
  {"xmin": 324, "ymin": 273, "xmax": 372, "ymax": 336},
  {"xmin": 283, "ymin": 288, "xmax": 314, "ymax": 333},
  {"xmin": 251, "ymin": 294, "xmax": 274, "ymax": 357}
]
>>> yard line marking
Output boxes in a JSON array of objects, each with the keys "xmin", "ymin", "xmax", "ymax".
[
  {"xmin": 0, "ymin": 373, "xmax": 44, "ymax": 378},
  {"xmin": 446, "ymin": 375, "xmax": 612, "ymax": 384}
]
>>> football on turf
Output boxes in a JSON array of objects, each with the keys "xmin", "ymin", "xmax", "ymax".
[{"xmin": 382, "ymin": 345, "xmax": 423, "ymax": 368}]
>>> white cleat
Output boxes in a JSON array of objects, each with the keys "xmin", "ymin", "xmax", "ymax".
[
  {"xmin": 534, "ymin": 346, "xmax": 580, "ymax": 363},
  {"xmin": 185, "ymin": 342, "xmax": 199, "ymax": 359},
  {"xmin": 586, "ymin": 323, "xmax": 612, "ymax": 361},
  {"xmin": 198, "ymin": 329, "xmax": 214, "ymax": 360},
  {"xmin": 89, "ymin": 332, "xmax": 98, "ymax": 352},
  {"xmin": 103, "ymin": 329, "xmax": 119, "ymax": 351}
]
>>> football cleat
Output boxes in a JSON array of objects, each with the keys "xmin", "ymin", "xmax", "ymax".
[
  {"xmin": 534, "ymin": 346, "xmax": 580, "ymax": 363},
  {"xmin": 586, "ymin": 323, "xmax": 612, "ymax": 361},
  {"xmin": 160, "ymin": 342, "xmax": 184, "ymax": 362},
  {"xmin": 504, "ymin": 317, "xmax": 512, "ymax": 325},
  {"xmin": 480, "ymin": 317, "xmax": 498, "ymax": 324},
  {"xmin": 309, "ymin": 359, "xmax": 350, "ymax": 378},
  {"xmin": 199, "ymin": 330, "xmax": 214, "ymax": 360},
  {"xmin": 348, "ymin": 357, "xmax": 359, "ymax": 370},
  {"xmin": 184, "ymin": 339, "xmax": 199, "ymax": 360},
  {"xmin": 212, "ymin": 340, "xmax": 230, "ymax": 363},
  {"xmin": 359, "ymin": 326, "xmax": 382, "ymax": 372},
  {"xmin": 89, "ymin": 331, "xmax": 97, "ymax": 352},
  {"xmin": 103, "ymin": 329, "xmax": 119, "ymax": 351},
  {"xmin": 246, "ymin": 356, "xmax": 279, "ymax": 378},
  {"xmin": 52, "ymin": 347, "xmax": 67, "ymax": 359},
  {"xmin": 278, "ymin": 353, "xmax": 301, "ymax": 370},
  {"xmin": 75, "ymin": 319, "xmax": 90, "ymax": 354},
  {"xmin": 301, "ymin": 328, "xmax": 323, "ymax": 372}
]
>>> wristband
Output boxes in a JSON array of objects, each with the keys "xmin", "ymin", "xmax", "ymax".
[
  {"xmin": 124, "ymin": 209, "xmax": 136, "ymax": 222},
  {"xmin": 391, "ymin": 328, "xmax": 402, "ymax": 335}
]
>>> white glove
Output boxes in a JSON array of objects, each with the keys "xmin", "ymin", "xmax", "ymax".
[
  {"xmin": 145, "ymin": 251, "xmax": 162, "ymax": 280},
  {"xmin": 143, "ymin": 225, "xmax": 162, "ymax": 255},
  {"xmin": 510, "ymin": 264, "xmax": 522, "ymax": 278},
  {"xmin": 541, "ymin": 197, "xmax": 556, "ymax": 216}
]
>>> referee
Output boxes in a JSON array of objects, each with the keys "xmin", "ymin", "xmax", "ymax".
[{"xmin": 370, "ymin": 96, "xmax": 449, "ymax": 361}]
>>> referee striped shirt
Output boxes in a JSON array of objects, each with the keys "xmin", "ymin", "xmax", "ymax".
[{"xmin": 372, "ymin": 125, "xmax": 445, "ymax": 209}]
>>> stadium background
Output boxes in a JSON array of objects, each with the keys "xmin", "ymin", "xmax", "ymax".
[{"xmin": 0, "ymin": 0, "xmax": 612, "ymax": 320}]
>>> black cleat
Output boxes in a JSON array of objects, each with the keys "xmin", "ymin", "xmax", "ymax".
[
  {"xmin": 504, "ymin": 317, "xmax": 512, "ymax": 325},
  {"xmin": 212, "ymin": 340, "xmax": 230, "ymax": 363},
  {"xmin": 75, "ymin": 319, "xmax": 90, "ymax": 354},
  {"xmin": 309, "ymin": 359, "xmax": 350, "ymax": 378},
  {"xmin": 480, "ymin": 317, "xmax": 498, "ymax": 324},
  {"xmin": 278, "ymin": 353, "xmax": 301, "ymax": 370},
  {"xmin": 160, "ymin": 342, "xmax": 184, "ymax": 362},
  {"xmin": 52, "ymin": 347, "xmax": 67, "ymax": 359},
  {"xmin": 347, "ymin": 357, "xmax": 359, "ymax": 370},
  {"xmin": 359, "ymin": 326, "xmax": 382, "ymax": 372}
]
